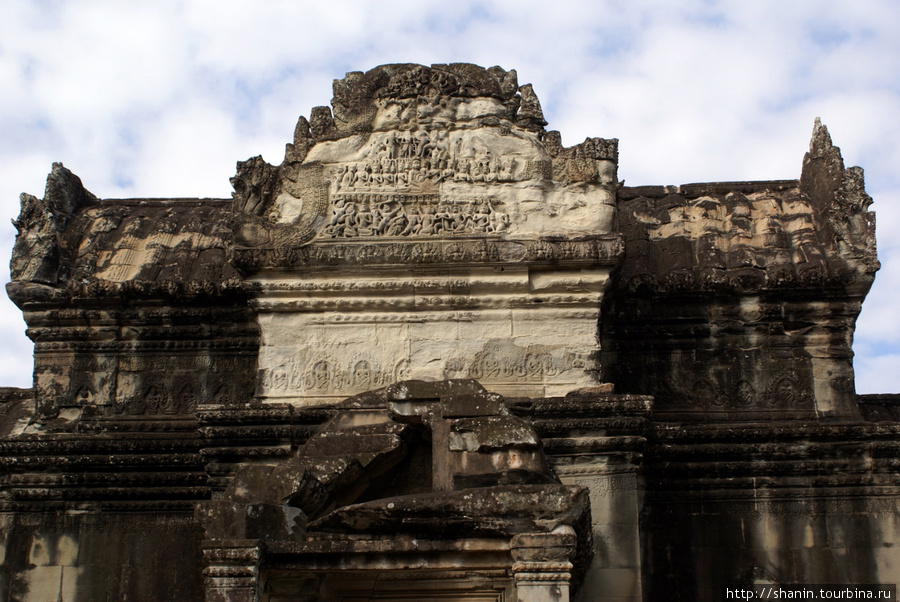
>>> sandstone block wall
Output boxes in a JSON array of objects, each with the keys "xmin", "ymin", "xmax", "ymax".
[{"xmin": 0, "ymin": 64, "xmax": 894, "ymax": 602}]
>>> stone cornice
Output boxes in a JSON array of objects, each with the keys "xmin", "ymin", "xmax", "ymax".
[{"xmin": 230, "ymin": 234, "xmax": 623, "ymax": 273}]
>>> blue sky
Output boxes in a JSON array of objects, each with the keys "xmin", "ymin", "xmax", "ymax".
[{"xmin": 1, "ymin": 0, "xmax": 899, "ymax": 392}]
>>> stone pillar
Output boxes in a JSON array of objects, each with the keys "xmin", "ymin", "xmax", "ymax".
[
  {"xmin": 511, "ymin": 531, "xmax": 575, "ymax": 602},
  {"xmin": 558, "ymin": 468, "xmax": 644, "ymax": 601},
  {"xmin": 201, "ymin": 539, "xmax": 262, "ymax": 602}
]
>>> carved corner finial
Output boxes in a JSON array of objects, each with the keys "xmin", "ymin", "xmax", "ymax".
[
  {"xmin": 488, "ymin": 65, "xmax": 518, "ymax": 97},
  {"xmin": 800, "ymin": 118, "xmax": 845, "ymax": 209},
  {"xmin": 293, "ymin": 115, "xmax": 312, "ymax": 146},
  {"xmin": 9, "ymin": 163, "xmax": 97, "ymax": 286},
  {"xmin": 808, "ymin": 117, "xmax": 838, "ymax": 161},
  {"xmin": 801, "ymin": 119, "xmax": 878, "ymax": 279},
  {"xmin": 284, "ymin": 116, "xmax": 313, "ymax": 163},
  {"xmin": 43, "ymin": 162, "xmax": 98, "ymax": 219}
]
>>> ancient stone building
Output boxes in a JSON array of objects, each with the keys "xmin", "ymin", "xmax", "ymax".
[{"xmin": 1, "ymin": 63, "xmax": 896, "ymax": 601}]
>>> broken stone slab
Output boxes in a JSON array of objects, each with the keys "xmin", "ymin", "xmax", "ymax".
[
  {"xmin": 196, "ymin": 500, "xmax": 305, "ymax": 541},
  {"xmin": 308, "ymin": 483, "xmax": 590, "ymax": 538},
  {"xmin": 386, "ymin": 379, "xmax": 508, "ymax": 422},
  {"xmin": 448, "ymin": 414, "xmax": 541, "ymax": 452}
]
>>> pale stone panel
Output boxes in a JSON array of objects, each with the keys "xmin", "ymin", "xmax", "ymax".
[
  {"xmin": 255, "ymin": 266, "xmax": 609, "ymax": 404},
  {"xmin": 516, "ymin": 582, "xmax": 570, "ymax": 602},
  {"xmin": 22, "ymin": 565, "xmax": 63, "ymax": 602},
  {"xmin": 561, "ymin": 472, "xmax": 643, "ymax": 602},
  {"xmin": 248, "ymin": 67, "xmax": 616, "ymax": 406},
  {"xmin": 257, "ymin": 301, "xmax": 606, "ymax": 404}
]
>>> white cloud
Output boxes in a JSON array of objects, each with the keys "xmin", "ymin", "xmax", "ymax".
[
  {"xmin": 853, "ymin": 353, "xmax": 900, "ymax": 395},
  {"xmin": 1, "ymin": 0, "xmax": 898, "ymax": 393}
]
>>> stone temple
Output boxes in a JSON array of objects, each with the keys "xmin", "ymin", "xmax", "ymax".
[{"xmin": 1, "ymin": 63, "xmax": 896, "ymax": 601}]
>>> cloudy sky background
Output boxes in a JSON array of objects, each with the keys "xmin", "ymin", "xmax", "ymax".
[{"xmin": 1, "ymin": 0, "xmax": 898, "ymax": 392}]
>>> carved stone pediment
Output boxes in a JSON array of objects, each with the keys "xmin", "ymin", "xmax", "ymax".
[
  {"xmin": 230, "ymin": 64, "xmax": 619, "ymax": 269},
  {"xmin": 230, "ymin": 64, "xmax": 622, "ymax": 405}
]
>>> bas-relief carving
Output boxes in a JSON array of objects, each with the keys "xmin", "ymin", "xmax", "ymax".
[
  {"xmin": 464, "ymin": 341, "xmax": 590, "ymax": 382},
  {"xmin": 261, "ymin": 357, "xmax": 411, "ymax": 395},
  {"xmin": 246, "ymin": 99, "xmax": 619, "ymax": 402},
  {"xmin": 261, "ymin": 351, "xmax": 590, "ymax": 400},
  {"xmin": 322, "ymin": 194, "xmax": 509, "ymax": 238},
  {"xmin": 258, "ymin": 324, "xmax": 599, "ymax": 404},
  {"xmin": 232, "ymin": 64, "xmax": 618, "ymax": 257},
  {"xmin": 231, "ymin": 236, "xmax": 622, "ymax": 271},
  {"xmin": 29, "ymin": 347, "xmax": 255, "ymax": 416},
  {"xmin": 326, "ymin": 130, "xmax": 536, "ymax": 193},
  {"xmin": 654, "ymin": 352, "xmax": 815, "ymax": 412},
  {"xmin": 304, "ymin": 123, "xmax": 613, "ymax": 240}
]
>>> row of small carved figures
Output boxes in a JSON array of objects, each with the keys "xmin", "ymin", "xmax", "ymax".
[
  {"xmin": 659, "ymin": 373, "xmax": 810, "ymax": 408},
  {"xmin": 372, "ymin": 131, "xmax": 446, "ymax": 160},
  {"xmin": 265, "ymin": 360, "xmax": 408, "ymax": 392},
  {"xmin": 107, "ymin": 384, "xmax": 235, "ymax": 415},
  {"xmin": 266, "ymin": 354, "xmax": 571, "ymax": 394},
  {"xmin": 379, "ymin": 67, "xmax": 465, "ymax": 99},
  {"xmin": 236, "ymin": 237, "xmax": 608, "ymax": 269},
  {"xmin": 322, "ymin": 196, "xmax": 509, "ymax": 238},
  {"xmin": 332, "ymin": 155, "xmax": 525, "ymax": 191},
  {"xmin": 467, "ymin": 352, "xmax": 566, "ymax": 379}
]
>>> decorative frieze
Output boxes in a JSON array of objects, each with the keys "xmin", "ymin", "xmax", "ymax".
[{"xmin": 231, "ymin": 235, "xmax": 622, "ymax": 271}]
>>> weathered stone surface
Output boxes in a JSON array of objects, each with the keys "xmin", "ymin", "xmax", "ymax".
[
  {"xmin": 231, "ymin": 64, "xmax": 618, "ymax": 252},
  {"xmin": 218, "ymin": 381, "xmax": 564, "ymax": 520},
  {"xmin": 198, "ymin": 381, "xmax": 593, "ymax": 599},
  {"xmin": 309, "ymin": 484, "xmax": 589, "ymax": 537},
  {"xmin": 0, "ymin": 63, "xmax": 895, "ymax": 602},
  {"xmin": 603, "ymin": 120, "xmax": 877, "ymax": 422},
  {"xmin": 10, "ymin": 163, "xmax": 97, "ymax": 287},
  {"xmin": 641, "ymin": 419, "xmax": 900, "ymax": 601},
  {"xmin": 224, "ymin": 63, "xmax": 621, "ymax": 405},
  {"xmin": 6, "ymin": 166, "xmax": 258, "ymax": 421}
]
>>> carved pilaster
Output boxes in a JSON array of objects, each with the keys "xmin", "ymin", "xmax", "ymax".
[
  {"xmin": 511, "ymin": 531, "xmax": 575, "ymax": 602},
  {"xmin": 201, "ymin": 539, "xmax": 262, "ymax": 602}
]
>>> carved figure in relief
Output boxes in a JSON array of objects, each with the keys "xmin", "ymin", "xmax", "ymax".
[
  {"xmin": 271, "ymin": 366, "xmax": 288, "ymax": 391},
  {"xmin": 353, "ymin": 361, "xmax": 372, "ymax": 388},
  {"xmin": 213, "ymin": 385, "xmax": 230, "ymax": 405},
  {"xmin": 371, "ymin": 161, "xmax": 384, "ymax": 185},
  {"xmin": 312, "ymin": 361, "xmax": 331, "ymax": 390},
  {"xmin": 356, "ymin": 197, "xmax": 374, "ymax": 236},
  {"xmin": 160, "ymin": 385, "xmax": 179, "ymax": 414},
  {"xmin": 455, "ymin": 158, "xmax": 472, "ymax": 182},
  {"xmin": 468, "ymin": 346, "xmax": 564, "ymax": 382},
  {"xmin": 472, "ymin": 199, "xmax": 491, "ymax": 231},
  {"xmin": 340, "ymin": 165, "xmax": 357, "ymax": 190},
  {"xmin": 322, "ymin": 193, "xmax": 506, "ymax": 239},
  {"xmin": 772, "ymin": 375, "xmax": 798, "ymax": 406},
  {"xmin": 399, "ymin": 136, "xmax": 412, "ymax": 158},
  {"xmin": 357, "ymin": 164, "xmax": 371, "ymax": 187},
  {"xmin": 175, "ymin": 384, "xmax": 197, "ymax": 414},
  {"xmin": 144, "ymin": 386, "xmax": 163, "ymax": 413},
  {"xmin": 399, "ymin": 207, "xmax": 423, "ymax": 236},
  {"xmin": 479, "ymin": 353, "xmax": 501, "ymax": 378},
  {"xmin": 74, "ymin": 386, "xmax": 93, "ymax": 405},
  {"xmin": 736, "ymin": 380, "xmax": 756, "ymax": 406}
]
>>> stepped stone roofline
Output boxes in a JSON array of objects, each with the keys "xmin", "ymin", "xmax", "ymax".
[{"xmin": 0, "ymin": 63, "xmax": 894, "ymax": 602}]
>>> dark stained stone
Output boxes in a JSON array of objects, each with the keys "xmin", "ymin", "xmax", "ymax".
[{"xmin": 0, "ymin": 64, "xmax": 893, "ymax": 602}]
